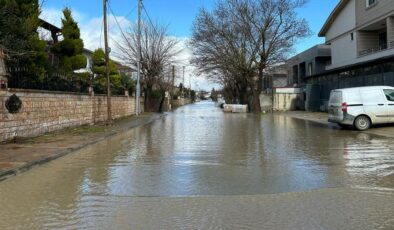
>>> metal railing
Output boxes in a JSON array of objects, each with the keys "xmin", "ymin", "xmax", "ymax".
[{"xmin": 359, "ymin": 41, "xmax": 394, "ymax": 57}]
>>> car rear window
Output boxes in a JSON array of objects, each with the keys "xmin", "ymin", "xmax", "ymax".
[{"xmin": 329, "ymin": 91, "xmax": 342, "ymax": 104}]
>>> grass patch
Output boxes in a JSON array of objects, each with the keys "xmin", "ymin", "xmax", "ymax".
[{"xmin": 66, "ymin": 125, "xmax": 106, "ymax": 134}]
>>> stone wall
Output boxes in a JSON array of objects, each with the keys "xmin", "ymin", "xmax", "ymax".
[
  {"xmin": 259, "ymin": 93, "xmax": 273, "ymax": 112},
  {"xmin": 172, "ymin": 98, "xmax": 192, "ymax": 108},
  {"xmin": 0, "ymin": 88, "xmax": 136, "ymax": 142}
]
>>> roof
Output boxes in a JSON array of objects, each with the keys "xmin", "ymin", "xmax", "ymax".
[
  {"xmin": 83, "ymin": 48, "xmax": 94, "ymax": 55},
  {"xmin": 287, "ymin": 44, "xmax": 331, "ymax": 62},
  {"xmin": 318, "ymin": 0, "xmax": 350, "ymax": 37},
  {"xmin": 335, "ymin": 86, "xmax": 394, "ymax": 91},
  {"xmin": 39, "ymin": 19, "xmax": 61, "ymax": 33}
]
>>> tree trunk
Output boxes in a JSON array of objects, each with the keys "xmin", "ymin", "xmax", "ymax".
[
  {"xmin": 251, "ymin": 89, "xmax": 261, "ymax": 113},
  {"xmin": 144, "ymin": 85, "xmax": 153, "ymax": 112},
  {"xmin": 158, "ymin": 90, "xmax": 166, "ymax": 113}
]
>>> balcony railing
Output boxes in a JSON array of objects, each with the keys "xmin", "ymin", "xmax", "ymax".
[{"xmin": 359, "ymin": 41, "xmax": 394, "ymax": 57}]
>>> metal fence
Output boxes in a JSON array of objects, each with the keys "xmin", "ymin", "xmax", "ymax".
[{"xmin": 308, "ymin": 60, "xmax": 394, "ymax": 103}]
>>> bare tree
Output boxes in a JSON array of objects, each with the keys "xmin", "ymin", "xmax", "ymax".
[
  {"xmin": 190, "ymin": 0, "xmax": 310, "ymax": 112},
  {"xmin": 116, "ymin": 22, "xmax": 182, "ymax": 112}
]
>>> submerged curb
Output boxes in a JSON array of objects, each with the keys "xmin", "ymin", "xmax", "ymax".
[{"xmin": 0, "ymin": 114, "xmax": 165, "ymax": 182}]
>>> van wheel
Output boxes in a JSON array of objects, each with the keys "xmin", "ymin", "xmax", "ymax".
[{"xmin": 354, "ymin": 115, "xmax": 371, "ymax": 131}]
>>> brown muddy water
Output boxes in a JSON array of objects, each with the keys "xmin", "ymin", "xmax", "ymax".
[{"xmin": 0, "ymin": 101, "xmax": 394, "ymax": 229}]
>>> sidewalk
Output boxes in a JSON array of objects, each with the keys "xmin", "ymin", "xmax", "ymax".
[
  {"xmin": 283, "ymin": 111, "xmax": 394, "ymax": 138},
  {"xmin": 0, "ymin": 113, "xmax": 164, "ymax": 181}
]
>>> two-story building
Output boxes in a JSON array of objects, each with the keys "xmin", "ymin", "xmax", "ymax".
[
  {"xmin": 319, "ymin": 0, "xmax": 394, "ymax": 70},
  {"xmin": 287, "ymin": 44, "xmax": 332, "ymax": 86},
  {"xmin": 299, "ymin": 0, "xmax": 394, "ymax": 111}
]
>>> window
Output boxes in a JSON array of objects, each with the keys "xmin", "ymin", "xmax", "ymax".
[
  {"xmin": 350, "ymin": 33, "xmax": 354, "ymax": 41},
  {"xmin": 361, "ymin": 89, "xmax": 385, "ymax": 105},
  {"xmin": 384, "ymin": 89, "xmax": 394, "ymax": 102},
  {"xmin": 329, "ymin": 91, "xmax": 342, "ymax": 104},
  {"xmin": 366, "ymin": 0, "xmax": 376, "ymax": 7},
  {"xmin": 308, "ymin": 63, "xmax": 313, "ymax": 76}
]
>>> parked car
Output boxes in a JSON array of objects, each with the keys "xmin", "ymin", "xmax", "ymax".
[{"xmin": 328, "ymin": 86, "xmax": 394, "ymax": 130}]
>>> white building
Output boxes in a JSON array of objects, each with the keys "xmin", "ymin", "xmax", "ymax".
[{"xmin": 319, "ymin": 0, "xmax": 394, "ymax": 70}]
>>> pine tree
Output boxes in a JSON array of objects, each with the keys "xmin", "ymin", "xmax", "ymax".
[
  {"xmin": 0, "ymin": 0, "xmax": 48, "ymax": 88},
  {"xmin": 52, "ymin": 8, "xmax": 86, "ymax": 82},
  {"xmin": 91, "ymin": 48, "xmax": 128, "ymax": 95}
]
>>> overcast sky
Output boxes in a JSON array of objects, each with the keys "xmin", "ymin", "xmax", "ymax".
[{"xmin": 40, "ymin": 0, "xmax": 339, "ymax": 91}]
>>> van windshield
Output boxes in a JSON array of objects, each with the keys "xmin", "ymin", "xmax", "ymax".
[{"xmin": 329, "ymin": 91, "xmax": 342, "ymax": 104}]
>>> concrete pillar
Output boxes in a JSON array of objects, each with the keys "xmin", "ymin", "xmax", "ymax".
[
  {"xmin": 387, "ymin": 17, "xmax": 394, "ymax": 47},
  {"xmin": 297, "ymin": 64, "xmax": 300, "ymax": 85}
]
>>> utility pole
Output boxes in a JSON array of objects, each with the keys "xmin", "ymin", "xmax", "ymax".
[
  {"xmin": 182, "ymin": 66, "xmax": 185, "ymax": 86},
  {"xmin": 103, "ymin": 0, "xmax": 112, "ymax": 124},
  {"xmin": 172, "ymin": 65, "xmax": 175, "ymax": 95},
  {"xmin": 182, "ymin": 66, "xmax": 185, "ymax": 97},
  {"xmin": 136, "ymin": 0, "xmax": 142, "ymax": 115}
]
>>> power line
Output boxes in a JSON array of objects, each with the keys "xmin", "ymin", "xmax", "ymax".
[
  {"xmin": 141, "ymin": 3, "xmax": 157, "ymax": 32},
  {"xmin": 108, "ymin": 5, "xmax": 137, "ymax": 31},
  {"xmin": 107, "ymin": 3, "xmax": 130, "ymax": 39},
  {"xmin": 107, "ymin": 3, "xmax": 136, "ymax": 61},
  {"xmin": 99, "ymin": 18, "xmax": 103, "ymax": 48}
]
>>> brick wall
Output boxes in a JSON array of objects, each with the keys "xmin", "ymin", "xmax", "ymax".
[{"xmin": 0, "ymin": 89, "xmax": 136, "ymax": 142}]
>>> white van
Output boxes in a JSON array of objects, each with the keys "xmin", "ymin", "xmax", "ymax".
[{"xmin": 328, "ymin": 86, "xmax": 394, "ymax": 130}]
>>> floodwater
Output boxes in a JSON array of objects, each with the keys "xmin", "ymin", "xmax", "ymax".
[{"xmin": 0, "ymin": 101, "xmax": 394, "ymax": 229}]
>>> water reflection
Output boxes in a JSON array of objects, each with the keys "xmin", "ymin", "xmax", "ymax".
[{"xmin": 0, "ymin": 101, "xmax": 393, "ymax": 229}]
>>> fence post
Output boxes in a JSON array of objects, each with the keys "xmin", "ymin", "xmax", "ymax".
[{"xmin": 0, "ymin": 48, "xmax": 8, "ymax": 90}]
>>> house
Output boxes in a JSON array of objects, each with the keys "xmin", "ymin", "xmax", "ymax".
[
  {"xmin": 74, "ymin": 48, "xmax": 94, "ymax": 74},
  {"xmin": 298, "ymin": 0, "xmax": 394, "ymax": 111},
  {"xmin": 114, "ymin": 61, "xmax": 134, "ymax": 77}
]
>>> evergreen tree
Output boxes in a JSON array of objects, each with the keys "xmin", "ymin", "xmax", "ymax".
[
  {"xmin": 0, "ymin": 0, "xmax": 48, "ymax": 88},
  {"xmin": 52, "ymin": 8, "xmax": 86, "ymax": 83},
  {"xmin": 91, "ymin": 48, "xmax": 121, "ymax": 94}
]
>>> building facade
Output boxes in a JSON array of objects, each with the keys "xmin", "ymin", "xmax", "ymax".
[
  {"xmin": 287, "ymin": 44, "xmax": 331, "ymax": 86},
  {"xmin": 303, "ymin": 0, "xmax": 394, "ymax": 111},
  {"xmin": 319, "ymin": 0, "xmax": 394, "ymax": 70}
]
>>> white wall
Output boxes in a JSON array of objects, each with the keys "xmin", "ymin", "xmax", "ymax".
[
  {"xmin": 329, "ymin": 33, "xmax": 358, "ymax": 69},
  {"xmin": 326, "ymin": 0, "xmax": 356, "ymax": 42},
  {"xmin": 328, "ymin": 43, "xmax": 394, "ymax": 70}
]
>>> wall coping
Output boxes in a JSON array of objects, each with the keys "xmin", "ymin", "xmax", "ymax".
[{"xmin": 0, "ymin": 88, "xmax": 130, "ymax": 98}]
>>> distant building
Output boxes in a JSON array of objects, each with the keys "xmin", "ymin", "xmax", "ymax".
[
  {"xmin": 262, "ymin": 64, "xmax": 289, "ymax": 92},
  {"xmin": 114, "ymin": 61, "xmax": 134, "ymax": 77},
  {"xmin": 286, "ymin": 44, "xmax": 331, "ymax": 86}
]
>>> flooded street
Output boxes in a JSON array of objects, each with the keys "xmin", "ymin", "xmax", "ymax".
[{"xmin": 1, "ymin": 101, "xmax": 394, "ymax": 229}]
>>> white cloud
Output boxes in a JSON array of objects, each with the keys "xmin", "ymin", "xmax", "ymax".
[
  {"xmin": 40, "ymin": 7, "xmax": 219, "ymax": 91},
  {"xmin": 40, "ymin": 7, "xmax": 85, "ymax": 28}
]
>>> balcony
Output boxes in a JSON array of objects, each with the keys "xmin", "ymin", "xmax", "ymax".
[{"xmin": 359, "ymin": 41, "xmax": 394, "ymax": 57}]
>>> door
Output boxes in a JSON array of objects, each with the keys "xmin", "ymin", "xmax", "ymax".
[
  {"xmin": 360, "ymin": 89, "xmax": 388, "ymax": 124},
  {"xmin": 328, "ymin": 90, "xmax": 343, "ymax": 121},
  {"xmin": 383, "ymin": 89, "xmax": 394, "ymax": 122}
]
